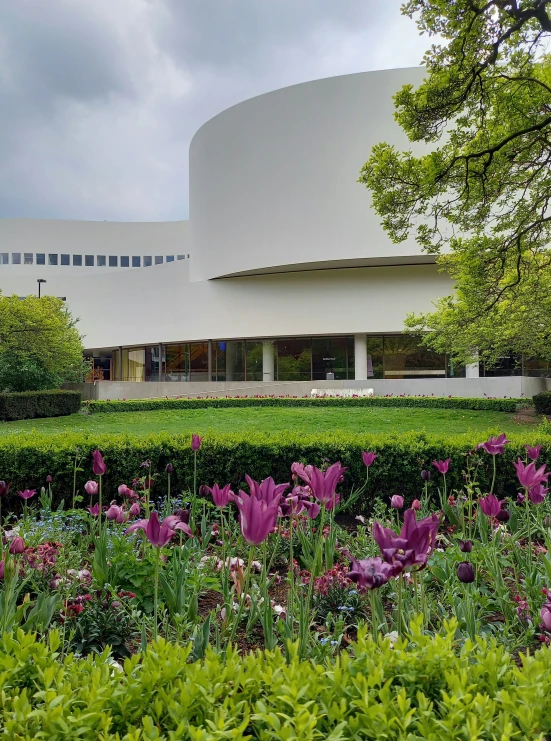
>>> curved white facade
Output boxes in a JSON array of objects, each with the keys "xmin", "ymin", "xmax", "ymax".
[{"xmin": 2, "ymin": 67, "xmax": 515, "ymax": 394}]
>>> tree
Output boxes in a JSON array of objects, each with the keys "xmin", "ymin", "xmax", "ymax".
[
  {"xmin": 360, "ymin": 0, "xmax": 551, "ymax": 366},
  {"xmin": 0, "ymin": 292, "xmax": 87, "ymax": 391}
]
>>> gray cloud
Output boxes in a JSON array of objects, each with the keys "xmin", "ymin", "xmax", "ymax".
[{"xmin": 0, "ymin": 0, "xmax": 428, "ymax": 221}]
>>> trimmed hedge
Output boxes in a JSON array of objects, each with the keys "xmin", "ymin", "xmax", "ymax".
[
  {"xmin": 2, "ymin": 621, "xmax": 551, "ymax": 739},
  {"xmin": 0, "ymin": 389, "xmax": 81, "ymax": 421},
  {"xmin": 86, "ymin": 394, "xmax": 525, "ymax": 414},
  {"xmin": 534, "ymin": 391, "xmax": 551, "ymax": 415},
  {"xmin": 0, "ymin": 429, "xmax": 548, "ymax": 512}
]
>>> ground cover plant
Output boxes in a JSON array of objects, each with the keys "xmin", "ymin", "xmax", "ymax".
[{"xmin": 3, "ymin": 432, "xmax": 551, "ymax": 736}]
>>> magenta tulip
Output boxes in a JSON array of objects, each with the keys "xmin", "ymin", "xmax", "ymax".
[
  {"xmin": 362, "ymin": 452, "xmax": 378, "ymax": 468},
  {"xmin": 279, "ymin": 494, "xmax": 306, "ymax": 517},
  {"xmin": 0, "ymin": 481, "xmax": 10, "ymax": 498},
  {"xmin": 525, "ymin": 445, "xmax": 542, "ymax": 461},
  {"xmin": 126, "ymin": 511, "xmax": 180, "ymax": 547},
  {"xmin": 18, "ymin": 489, "xmax": 36, "ymax": 500},
  {"xmin": 478, "ymin": 493, "xmax": 502, "ymax": 517},
  {"xmin": 191, "ymin": 434, "xmax": 203, "ymax": 452},
  {"xmin": 87, "ymin": 503, "xmax": 101, "ymax": 516},
  {"xmin": 308, "ymin": 462, "xmax": 346, "ymax": 509},
  {"xmin": 0, "ymin": 560, "xmax": 4, "ymax": 579},
  {"xmin": 529, "ymin": 483, "xmax": 548, "ymax": 505},
  {"xmin": 234, "ymin": 490, "xmax": 281, "ymax": 545},
  {"xmin": 291, "ymin": 462, "xmax": 314, "ymax": 484},
  {"xmin": 118, "ymin": 484, "xmax": 130, "ymax": 497},
  {"xmin": 199, "ymin": 483, "xmax": 232, "ymax": 508},
  {"xmin": 9, "ymin": 536, "xmax": 25, "ymax": 555},
  {"xmin": 92, "ymin": 450, "xmax": 106, "ymax": 475},
  {"xmin": 390, "ymin": 495, "xmax": 404, "ymax": 509},
  {"xmin": 432, "ymin": 459, "xmax": 450, "ymax": 475},
  {"xmin": 412, "ymin": 499, "xmax": 421, "ymax": 511},
  {"xmin": 163, "ymin": 511, "xmax": 193, "ymax": 538},
  {"xmin": 373, "ymin": 508, "xmax": 439, "ymax": 570},
  {"xmin": 514, "ymin": 459, "xmax": 548, "ymax": 490},
  {"xmin": 85, "ymin": 481, "xmax": 98, "ymax": 496},
  {"xmin": 477, "ymin": 434, "xmax": 510, "ymax": 455},
  {"xmin": 129, "ymin": 501, "xmax": 141, "ymax": 517},
  {"xmin": 106, "ymin": 502, "xmax": 127, "ymax": 523},
  {"xmin": 245, "ymin": 475, "xmax": 289, "ymax": 504},
  {"xmin": 346, "ymin": 555, "xmax": 396, "ymax": 590},
  {"xmin": 541, "ymin": 602, "xmax": 551, "ymax": 631}
]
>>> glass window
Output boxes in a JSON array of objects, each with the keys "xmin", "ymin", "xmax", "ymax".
[
  {"xmin": 97, "ymin": 255, "xmax": 106, "ymax": 267},
  {"xmin": 0, "ymin": 253, "xmax": 8, "ymax": 265},
  {"xmin": 482, "ymin": 354, "xmax": 521, "ymax": 377},
  {"xmin": 121, "ymin": 256, "xmax": 129, "ymax": 268},
  {"xmin": 155, "ymin": 255, "xmax": 163, "ymax": 265},
  {"xmin": 132, "ymin": 256, "xmax": 141, "ymax": 268},
  {"xmin": 48, "ymin": 254, "xmax": 58, "ymax": 266},
  {"xmin": 11, "ymin": 253, "xmax": 21, "ymax": 264},
  {"xmin": 145, "ymin": 346, "xmax": 162, "ymax": 381},
  {"xmin": 383, "ymin": 335, "xmax": 446, "ymax": 379},
  {"xmin": 524, "ymin": 356, "xmax": 551, "ymax": 377},
  {"xmin": 215, "ymin": 340, "xmax": 245, "ymax": 382},
  {"xmin": 365, "ymin": 336, "xmax": 384, "ymax": 379},
  {"xmin": 312, "ymin": 337, "xmax": 350, "ymax": 381},
  {"xmin": 109, "ymin": 255, "xmax": 118, "ymax": 267},
  {"xmin": 187, "ymin": 254, "xmax": 190, "ymax": 258},
  {"xmin": 60, "ymin": 254, "xmax": 70, "ymax": 266},
  {"xmin": 24, "ymin": 253, "xmax": 33, "ymax": 265},
  {"xmin": 122, "ymin": 348, "xmax": 145, "ymax": 382},
  {"xmin": 165, "ymin": 344, "xmax": 190, "ymax": 382},
  {"xmin": 245, "ymin": 341, "xmax": 264, "ymax": 381},
  {"xmin": 276, "ymin": 338, "xmax": 312, "ymax": 381},
  {"xmin": 85, "ymin": 255, "xmax": 94, "ymax": 267},
  {"xmin": 143, "ymin": 256, "xmax": 152, "ymax": 267},
  {"xmin": 190, "ymin": 342, "xmax": 209, "ymax": 381},
  {"xmin": 177, "ymin": 255, "xmax": 185, "ymax": 260},
  {"xmin": 36, "ymin": 253, "xmax": 46, "ymax": 265},
  {"xmin": 73, "ymin": 254, "xmax": 83, "ymax": 266},
  {"xmin": 166, "ymin": 255, "xmax": 174, "ymax": 262}
]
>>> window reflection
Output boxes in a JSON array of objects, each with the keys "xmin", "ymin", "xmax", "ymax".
[
  {"xmin": 245, "ymin": 341, "xmax": 263, "ymax": 381},
  {"xmin": 190, "ymin": 342, "xmax": 209, "ymax": 381},
  {"xmin": 122, "ymin": 348, "xmax": 145, "ymax": 382},
  {"xmin": 383, "ymin": 335, "xmax": 446, "ymax": 378},
  {"xmin": 165, "ymin": 344, "xmax": 190, "ymax": 382}
]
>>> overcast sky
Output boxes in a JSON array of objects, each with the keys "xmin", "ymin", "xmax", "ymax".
[{"xmin": 0, "ymin": 1, "xmax": 428, "ymax": 222}]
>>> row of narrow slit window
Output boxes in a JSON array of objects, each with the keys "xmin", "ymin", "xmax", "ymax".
[{"xmin": 0, "ymin": 253, "xmax": 189, "ymax": 267}]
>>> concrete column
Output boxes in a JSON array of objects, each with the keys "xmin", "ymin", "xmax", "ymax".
[
  {"xmin": 158, "ymin": 343, "xmax": 163, "ymax": 382},
  {"xmin": 354, "ymin": 333, "xmax": 368, "ymax": 381},
  {"xmin": 118, "ymin": 346, "xmax": 123, "ymax": 381},
  {"xmin": 466, "ymin": 351, "xmax": 480, "ymax": 378},
  {"xmin": 226, "ymin": 342, "xmax": 236, "ymax": 381},
  {"xmin": 262, "ymin": 341, "xmax": 275, "ymax": 382}
]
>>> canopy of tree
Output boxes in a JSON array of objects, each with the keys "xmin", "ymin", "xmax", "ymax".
[
  {"xmin": 360, "ymin": 0, "xmax": 551, "ymax": 366},
  {"xmin": 0, "ymin": 292, "xmax": 87, "ymax": 391}
]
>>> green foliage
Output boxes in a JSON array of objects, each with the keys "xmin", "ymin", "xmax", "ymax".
[
  {"xmin": 534, "ymin": 391, "xmax": 551, "ymax": 416},
  {"xmin": 86, "ymin": 394, "xmax": 523, "ymax": 414},
  {"xmin": 69, "ymin": 590, "xmax": 134, "ymax": 659},
  {"xmin": 0, "ymin": 292, "xmax": 88, "ymax": 390},
  {"xmin": 0, "ymin": 428, "xmax": 546, "ymax": 512},
  {"xmin": 0, "ymin": 390, "xmax": 81, "ymax": 421},
  {"xmin": 1, "ymin": 621, "xmax": 551, "ymax": 739},
  {"xmin": 361, "ymin": 2, "xmax": 551, "ymax": 365}
]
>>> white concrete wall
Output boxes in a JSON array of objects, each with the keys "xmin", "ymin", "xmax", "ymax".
[{"xmin": 189, "ymin": 67, "xmax": 430, "ymax": 281}]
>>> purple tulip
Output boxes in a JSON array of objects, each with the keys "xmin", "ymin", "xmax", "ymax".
[
  {"xmin": 420, "ymin": 470, "xmax": 431, "ymax": 482},
  {"xmin": 87, "ymin": 503, "xmax": 101, "ymax": 516},
  {"xmin": 496, "ymin": 508, "xmax": 511, "ymax": 522},
  {"xmin": 390, "ymin": 495, "xmax": 404, "ymax": 509},
  {"xmin": 478, "ymin": 493, "xmax": 502, "ymax": 517},
  {"xmin": 362, "ymin": 452, "xmax": 378, "ymax": 468},
  {"xmin": 245, "ymin": 475, "xmax": 289, "ymax": 504},
  {"xmin": 308, "ymin": 462, "xmax": 346, "ymax": 509},
  {"xmin": 85, "ymin": 481, "xmax": 99, "ymax": 496},
  {"xmin": 432, "ymin": 459, "xmax": 450, "ymax": 475},
  {"xmin": 459, "ymin": 540, "xmax": 473, "ymax": 553},
  {"xmin": 346, "ymin": 555, "xmax": 396, "ymax": 590},
  {"xmin": 126, "ymin": 511, "xmax": 182, "ymax": 547},
  {"xmin": 92, "ymin": 450, "xmax": 106, "ymax": 476},
  {"xmin": 541, "ymin": 602, "xmax": 551, "ymax": 631},
  {"xmin": 457, "ymin": 561, "xmax": 475, "ymax": 583},
  {"xmin": 477, "ymin": 434, "xmax": 510, "ymax": 455},
  {"xmin": 18, "ymin": 489, "xmax": 36, "ymax": 500},
  {"xmin": 201, "ymin": 483, "xmax": 234, "ymax": 508},
  {"xmin": 525, "ymin": 445, "xmax": 542, "ymax": 461},
  {"xmin": 118, "ymin": 484, "xmax": 130, "ymax": 497},
  {"xmin": 45, "ymin": 475, "xmax": 53, "ymax": 484},
  {"xmin": 514, "ymin": 459, "xmax": 548, "ymax": 490},
  {"xmin": 191, "ymin": 434, "xmax": 203, "ymax": 452},
  {"xmin": 0, "ymin": 481, "xmax": 10, "ymax": 498},
  {"xmin": 164, "ymin": 510, "xmax": 193, "ymax": 538},
  {"xmin": 373, "ymin": 508, "xmax": 439, "ymax": 570},
  {"xmin": 279, "ymin": 494, "xmax": 305, "ymax": 517},
  {"xmin": 9, "ymin": 536, "xmax": 25, "ymax": 555},
  {"xmin": 234, "ymin": 489, "xmax": 281, "ymax": 545},
  {"xmin": 140, "ymin": 460, "xmax": 151, "ymax": 469},
  {"xmin": 129, "ymin": 501, "xmax": 141, "ymax": 517},
  {"xmin": 529, "ymin": 484, "xmax": 548, "ymax": 505},
  {"xmin": 291, "ymin": 462, "xmax": 314, "ymax": 484},
  {"xmin": 106, "ymin": 502, "xmax": 127, "ymax": 523},
  {"xmin": 302, "ymin": 499, "xmax": 321, "ymax": 520},
  {"xmin": 165, "ymin": 463, "xmax": 174, "ymax": 474}
]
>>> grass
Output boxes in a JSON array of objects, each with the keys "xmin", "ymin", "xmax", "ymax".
[{"xmin": 0, "ymin": 405, "xmax": 539, "ymax": 438}]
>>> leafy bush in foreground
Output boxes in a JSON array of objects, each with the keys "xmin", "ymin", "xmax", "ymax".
[
  {"xmin": 86, "ymin": 394, "xmax": 524, "ymax": 414},
  {"xmin": 1, "ymin": 620, "xmax": 551, "ymax": 740}
]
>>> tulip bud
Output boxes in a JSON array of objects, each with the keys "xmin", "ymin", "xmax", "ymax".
[
  {"xmin": 457, "ymin": 561, "xmax": 475, "ymax": 583},
  {"xmin": 191, "ymin": 434, "xmax": 203, "ymax": 452},
  {"xmin": 129, "ymin": 501, "xmax": 140, "ymax": 517},
  {"xmin": 165, "ymin": 463, "xmax": 174, "ymax": 474},
  {"xmin": 459, "ymin": 540, "xmax": 473, "ymax": 553},
  {"xmin": 0, "ymin": 481, "xmax": 10, "ymax": 498},
  {"xmin": 390, "ymin": 495, "xmax": 404, "ymax": 509},
  {"xmin": 85, "ymin": 480, "xmax": 99, "ymax": 496},
  {"xmin": 421, "ymin": 470, "xmax": 431, "ymax": 482},
  {"xmin": 9, "ymin": 536, "xmax": 25, "ymax": 555},
  {"xmin": 411, "ymin": 499, "xmax": 421, "ymax": 511},
  {"xmin": 45, "ymin": 475, "xmax": 53, "ymax": 484},
  {"xmin": 496, "ymin": 508, "xmax": 510, "ymax": 523},
  {"xmin": 545, "ymin": 515, "xmax": 551, "ymax": 529},
  {"xmin": 92, "ymin": 449, "xmax": 106, "ymax": 476},
  {"xmin": 118, "ymin": 484, "xmax": 129, "ymax": 497}
]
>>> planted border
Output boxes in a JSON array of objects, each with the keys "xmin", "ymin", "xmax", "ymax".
[{"xmin": 85, "ymin": 394, "xmax": 526, "ymax": 414}]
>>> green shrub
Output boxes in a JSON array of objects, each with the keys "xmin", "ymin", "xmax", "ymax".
[
  {"xmin": 86, "ymin": 394, "xmax": 525, "ymax": 414},
  {"xmin": 534, "ymin": 391, "xmax": 551, "ymax": 416},
  {"xmin": 1, "ymin": 619, "xmax": 551, "ymax": 740},
  {"xmin": 0, "ymin": 429, "xmax": 547, "ymax": 512},
  {"xmin": 0, "ymin": 390, "xmax": 81, "ymax": 421}
]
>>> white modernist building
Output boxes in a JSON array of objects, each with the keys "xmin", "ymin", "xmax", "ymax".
[{"xmin": 0, "ymin": 68, "xmax": 547, "ymax": 399}]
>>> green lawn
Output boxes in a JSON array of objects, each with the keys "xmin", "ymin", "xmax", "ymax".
[{"xmin": 0, "ymin": 406, "xmax": 538, "ymax": 438}]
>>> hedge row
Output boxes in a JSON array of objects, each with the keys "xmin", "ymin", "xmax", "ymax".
[
  {"xmin": 534, "ymin": 391, "xmax": 551, "ymax": 415},
  {"xmin": 2, "ymin": 622, "xmax": 551, "ymax": 739},
  {"xmin": 0, "ymin": 389, "xmax": 81, "ymax": 421},
  {"xmin": 0, "ymin": 429, "xmax": 547, "ymax": 512},
  {"xmin": 85, "ymin": 394, "xmax": 525, "ymax": 414}
]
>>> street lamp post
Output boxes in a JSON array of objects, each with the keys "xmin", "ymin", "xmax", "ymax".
[{"xmin": 37, "ymin": 279, "xmax": 46, "ymax": 298}]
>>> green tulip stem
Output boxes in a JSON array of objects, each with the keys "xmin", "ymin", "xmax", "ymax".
[
  {"xmin": 370, "ymin": 588, "xmax": 377, "ymax": 641},
  {"xmin": 525, "ymin": 487, "xmax": 532, "ymax": 582},
  {"xmin": 288, "ymin": 514, "xmax": 295, "ymax": 635},
  {"xmin": 153, "ymin": 545, "xmax": 160, "ymax": 642},
  {"xmin": 490, "ymin": 456, "xmax": 496, "ymax": 496},
  {"xmin": 229, "ymin": 545, "xmax": 254, "ymax": 646},
  {"xmin": 396, "ymin": 573, "xmax": 404, "ymax": 637}
]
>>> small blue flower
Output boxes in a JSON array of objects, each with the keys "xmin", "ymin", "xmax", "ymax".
[
  {"xmin": 348, "ymin": 590, "xmax": 358, "ymax": 596},
  {"xmin": 330, "ymin": 640, "xmax": 338, "ymax": 646},
  {"xmin": 319, "ymin": 637, "xmax": 329, "ymax": 645}
]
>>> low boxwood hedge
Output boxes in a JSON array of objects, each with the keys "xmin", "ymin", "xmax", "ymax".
[
  {"xmin": 0, "ymin": 429, "xmax": 547, "ymax": 512},
  {"xmin": 2, "ymin": 620, "xmax": 551, "ymax": 740},
  {"xmin": 534, "ymin": 391, "xmax": 551, "ymax": 416},
  {"xmin": 85, "ymin": 394, "xmax": 525, "ymax": 414},
  {"xmin": 0, "ymin": 389, "xmax": 81, "ymax": 421}
]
